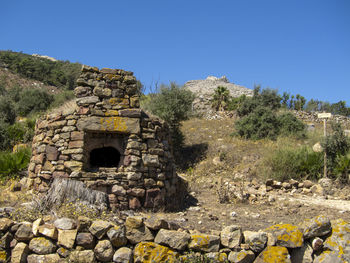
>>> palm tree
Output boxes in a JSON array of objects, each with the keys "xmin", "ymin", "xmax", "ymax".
[{"xmin": 212, "ymin": 86, "xmax": 230, "ymax": 111}]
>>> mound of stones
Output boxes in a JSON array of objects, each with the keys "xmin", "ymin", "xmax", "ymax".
[{"xmin": 0, "ymin": 214, "xmax": 348, "ymax": 262}]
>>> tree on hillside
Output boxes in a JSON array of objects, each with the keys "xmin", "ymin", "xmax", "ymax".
[{"xmin": 212, "ymin": 86, "xmax": 231, "ymax": 111}]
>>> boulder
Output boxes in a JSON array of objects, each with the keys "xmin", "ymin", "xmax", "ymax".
[
  {"xmin": 205, "ymin": 252, "xmax": 228, "ymax": 262},
  {"xmin": 38, "ymin": 224, "xmax": 58, "ymax": 240},
  {"xmin": 323, "ymin": 219, "xmax": 350, "ymax": 259},
  {"xmin": 69, "ymin": 250, "xmax": 96, "ymax": 263},
  {"xmin": 243, "ymin": 231, "xmax": 267, "ymax": 253},
  {"xmin": 264, "ymin": 224, "xmax": 303, "ymax": 248},
  {"xmin": 54, "ymin": 218, "xmax": 76, "ymax": 230},
  {"xmin": 57, "ymin": 229, "xmax": 77, "ymax": 249},
  {"xmin": 300, "ymin": 215, "xmax": 331, "ymax": 239},
  {"xmin": 29, "ymin": 237, "xmax": 56, "ymax": 255},
  {"xmin": 188, "ymin": 233, "xmax": 220, "ymax": 253},
  {"xmin": 76, "ymin": 232, "xmax": 95, "ymax": 249},
  {"xmin": 314, "ymin": 250, "xmax": 349, "ymax": 263},
  {"xmin": 11, "ymin": 242, "xmax": 29, "ymax": 263},
  {"xmin": 125, "ymin": 216, "xmax": 144, "ymax": 229},
  {"xmin": 107, "ymin": 225, "xmax": 127, "ymax": 248},
  {"xmin": 144, "ymin": 216, "xmax": 168, "ymax": 230},
  {"xmin": 154, "ymin": 229, "xmax": 190, "ymax": 251},
  {"xmin": 0, "ymin": 218, "xmax": 14, "ymax": 232},
  {"xmin": 0, "ymin": 250, "xmax": 7, "ymax": 263},
  {"xmin": 254, "ymin": 246, "xmax": 291, "ymax": 263},
  {"xmin": 113, "ymin": 247, "xmax": 133, "ymax": 263},
  {"xmin": 228, "ymin": 250, "xmax": 255, "ymax": 263},
  {"xmin": 78, "ymin": 216, "xmax": 92, "ymax": 232},
  {"xmin": 27, "ymin": 254, "xmax": 60, "ymax": 263},
  {"xmin": 94, "ymin": 240, "xmax": 114, "ymax": 262},
  {"xmin": 133, "ymin": 242, "xmax": 178, "ymax": 263},
  {"xmin": 89, "ymin": 220, "xmax": 113, "ymax": 239},
  {"xmin": 15, "ymin": 223, "xmax": 34, "ymax": 242},
  {"xmin": 32, "ymin": 218, "xmax": 43, "ymax": 236},
  {"xmin": 220, "ymin": 225, "xmax": 242, "ymax": 248},
  {"xmin": 126, "ymin": 225, "xmax": 154, "ymax": 245},
  {"xmin": 0, "ymin": 232, "xmax": 13, "ymax": 249}
]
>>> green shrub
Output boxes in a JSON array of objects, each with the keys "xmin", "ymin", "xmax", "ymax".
[
  {"xmin": 277, "ymin": 112, "xmax": 306, "ymax": 137},
  {"xmin": 334, "ymin": 152, "xmax": 350, "ymax": 182},
  {"xmin": 227, "ymin": 94, "xmax": 247, "ymax": 111},
  {"xmin": 0, "ymin": 147, "xmax": 31, "ymax": 180},
  {"xmin": 234, "ymin": 106, "xmax": 279, "ymax": 140},
  {"xmin": 0, "ymin": 96, "xmax": 16, "ymax": 124},
  {"xmin": 0, "ymin": 120, "xmax": 11, "ymax": 150},
  {"xmin": 322, "ymin": 123, "xmax": 350, "ymax": 171},
  {"xmin": 141, "ymin": 82, "xmax": 194, "ymax": 159},
  {"xmin": 262, "ymin": 145, "xmax": 323, "ymax": 181},
  {"xmin": 50, "ymin": 90, "xmax": 75, "ymax": 109},
  {"xmin": 16, "ymin": 89, "xmax": 54, "ymax": 116}
]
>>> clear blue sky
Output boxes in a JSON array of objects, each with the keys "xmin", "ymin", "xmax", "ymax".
[{"xmin": 1, "ymin": 0, "xmax": 349, "ymax": 104}]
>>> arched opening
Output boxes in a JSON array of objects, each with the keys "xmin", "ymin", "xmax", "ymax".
[{"xmin": 89, "ymin": 147, "xmax": 121, "ymax": 168}]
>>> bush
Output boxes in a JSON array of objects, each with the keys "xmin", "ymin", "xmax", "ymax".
[
  {"xmin": 0, "ymin": 96, "xmax": 16, "ymax": 124},
  {"xmin": 0, "ymin": 120, "xmax": 11, "ymax": 150},
  {"xmin": 141, "ymin": 82, "xmax": 195, "ymax": 158},
  {"xmin": 277, "ymin": 112, "xmax": 306, "ymax": 137},
  {"xmin": 322, "ymin": 123, "xmax": 350, "ymax": 173},
  {"xmin": 234, "ymin": 106, "xmax": 279, "ymax": 140},
  {"xmin": 0, "ymin": 147, "xmax": 31, "ymax": 180},
  {"xmin": 16, "ymin": 89, "xmax": 54, "ymax": 116},
  {"xmin": 262, "ymin": 145, "xmax": 323, "ymax": 181}
]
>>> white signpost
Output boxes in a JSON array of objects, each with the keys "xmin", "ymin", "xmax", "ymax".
[{"xmin": 318, "ymin": 112, "xmax": 332, "ymax": 178}]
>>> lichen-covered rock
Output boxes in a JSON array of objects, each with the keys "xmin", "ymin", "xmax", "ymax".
[
  {"xmin": 0, "ymin": 218, "xmax": 14, "ymax": 232},
  {"xmin": 57, "ymin": 229, "xmax": 77, "ymax": 249},
  {"xmin": 89, "ymin": 220, "xmax": 112, "ymax": 239},
  {"xmin": 76, "ymin": 232, "xmax": 95, "ymax": 249},
  {"xmin": 126, "ymin": 225, "xmax": 154, "ymax": 244},
  {"xmin": 29, "ymin": 237, "xmax": 56, "ymax": 255},
  {"xmin": 94, "ymin": 240, "xmax": 114, "ymax": 262},
  {"xmin": 125, "ymin": 216, "xmax": 144, "ymax": 229},
  {"xmin": 133, "ymin": 242, "xmax": 178, "ymax": 263},
  {"xmin": 243, "ymin": 231, "xmax": 267, "ymax": 253},
  {"xmin": 205, "ymin": 252, "xmax": 228, "ymax": 262},
  {"xmin": 69, "ymin": 250, "xmax": 96, "ymax": 263},
  {"xmin": 36, "ymin": 223, "xmax": 57, "ymax": 239},
  {"xmin": 314, "ymin": 250, "xmax": 350, "ymax": 263},
  {"xmin": 113, "ymin": 247, "xmax": 133, "ymax": 263},
  {"xmin": 26, "ymin": 253, "xmax": 60, "ymax": 263},
  {"xmin": 264, "ymin": 224, "xmax": 303, "ymax": 248},
  {"xmin": 15, "ymin": 223, "xmax": 34, "ymax": 242},
  {"xmin": 154, "ymin": 229, "xmax": 190, "ymax": 251},
  {"xmin": 144, "ymin": 216, "xmax": 168, "ymax": 230},
  {"xmin": 228, "ymin": 250, "xmax": 255, "ymax": 263},
  {"xmin": 57, "ymin": 247, "xmax": 70, "ymax": 258},
  {"xmin": 0, "ymin": 250, "xmax": 7, "ymax": 263},
  {"xmin": 32, "ymin": 218, "xmax": 43, "ymax": 236},
  {"xmin": 300, "ymin": 215, "xmax": 332, "ymax": 239},
  {"xmin": 78, "ymin": 216, "xmax": 92, "ymax": 232},
  {"xmin": 11, "ymin": 242, "xmax": 29, "ymax": 263},
  {"xmin": 323, "ymin": 219, "xmax": 350, "ymax": 259},
  {"xmin": 220, "ymin": 225, "xmax": 242, "ymax": 249},
  {"xmin": 54, "ymin": 217, "xmax": 76, "ymax": 230},
  {"xmin": 107, "ymin": 225, "xmax": 127, "ymax": 248},
  {"xmin": 254, "ymin": 246, "xmax": 291, "ymax": 263},
  {"xmin": 289, "ymin": 242, "xmax": 313, "ymax": 263},
  {"xmin": 188, "ymin": 233, "xmax": 220, "ymax": 252}
]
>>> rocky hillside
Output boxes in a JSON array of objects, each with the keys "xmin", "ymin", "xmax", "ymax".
[{"xmin": 183, "ymin": 76, "xmax": 253, "ymax": 114}]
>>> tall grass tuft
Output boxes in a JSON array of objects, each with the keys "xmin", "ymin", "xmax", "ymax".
[
  {"xmin": 261, "ymin": 145, "xmax": 323, "ymax": 182},
  {"xmin": 0, "ymin": 147, "xmax": 31, "ymax": 180}
]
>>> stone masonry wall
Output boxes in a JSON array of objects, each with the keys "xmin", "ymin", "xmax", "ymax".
[{"xmin": 28, "ymin": 66, "xmax": 182, "ymax": 211}]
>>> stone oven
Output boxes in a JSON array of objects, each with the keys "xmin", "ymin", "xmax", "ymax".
[{"xmin": 28, "ymin": 66, "xmax": 182, "ymax": 210}]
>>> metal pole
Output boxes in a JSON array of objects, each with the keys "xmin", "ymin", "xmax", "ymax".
[{"xmin": 324, "ymin": 118, "xmax": 327, "ymax": 178}]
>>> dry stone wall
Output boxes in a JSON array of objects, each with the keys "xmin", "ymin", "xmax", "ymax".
[
  {"xmin": 293, "ymin": 110, "xmax": 350, "ymax": 124},
  {"xmin": 0, "ymin": 215, "xmax": 348, "ymax": 262},
  {"xmin": 28, "ymin": 66, "xmax": 182, "ymax": 211}
]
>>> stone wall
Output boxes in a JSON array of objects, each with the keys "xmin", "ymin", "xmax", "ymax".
[
  {"xmin": 0, "ymin": 215, "xmax": 348, "ymax": 262},
  {"xmin": 28, "ymin": 66, "xmax": 182, "ymax": 211},
  {"xmin": 293, "ymin": 110, "xmax": 350, "ymax": 124}
]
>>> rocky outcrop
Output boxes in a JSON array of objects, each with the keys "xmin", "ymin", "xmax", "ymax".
[
  {"xmin": 0, "ymin": 215, "xmax": 347, "ymax": 262},
  {"xmin": 183, "ymin": 76, "xmax": 253, "ymax": 114}
]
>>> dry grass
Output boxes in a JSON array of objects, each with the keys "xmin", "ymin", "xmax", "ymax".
[{"xmin": 179, "ymin": 116, "xmax": 329, "ymax": 186}]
